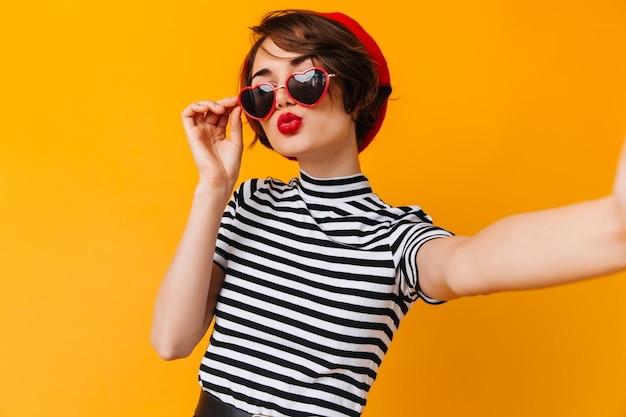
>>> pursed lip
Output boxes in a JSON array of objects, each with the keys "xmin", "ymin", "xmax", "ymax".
[{"xmin": 277, "ymin": 112, "xmax": 303, "ymax": 135}]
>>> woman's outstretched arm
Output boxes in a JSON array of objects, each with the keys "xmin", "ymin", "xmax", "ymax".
[{"xmin": 418, "ymin": 139, "xmax": 626, "ymax": 301}]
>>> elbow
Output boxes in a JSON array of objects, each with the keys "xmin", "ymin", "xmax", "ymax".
[
  {"xmin": 150, "ymin": 331, "xmax": 194, "ymax": 361},
  {"xmin": 419, "ymin": 236, "xmax": 491, "ymax": 300},
  {"xmin": 421, "ymin": 235, "xmax": 511, "ymax": 299},
  {"xmin": 444, "ymin": 257, "xmax": 496, "ymax": 298},
  {"xmin": 438, "ymin": 246, "xmax": 494, "ymax": 299},
  {"xmin": 153, "ymin": 346, "xmax": 191, "ymax": 361}
]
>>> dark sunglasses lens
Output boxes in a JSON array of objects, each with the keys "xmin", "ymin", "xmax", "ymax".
[
  {"xmin": 240, "ymin": 84, "xmax": 275, "ymax": 119},
  {"xmin": 288, "ymin": 69, "xmax": 327, "ymax": 105}
]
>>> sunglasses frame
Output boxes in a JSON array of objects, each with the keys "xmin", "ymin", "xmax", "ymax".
[{"xmin": 238, "ymin": 67, "xmax": 336, "ymax": 121}]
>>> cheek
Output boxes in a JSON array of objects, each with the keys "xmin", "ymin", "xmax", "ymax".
[
  {"xmin": 259, "ymin": 120, "xmax": 288, "ymax": 148},
  {"xmin": 259, "ymin": 120, "xmax": 274, "ymax": 136}
]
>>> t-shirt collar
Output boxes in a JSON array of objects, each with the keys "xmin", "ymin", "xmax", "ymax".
[{"xmin": 297, "ymin": 170, "xmax": 373, "ymax": 202}]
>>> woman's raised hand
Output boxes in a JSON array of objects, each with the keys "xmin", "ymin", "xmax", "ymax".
[
  {"xmin": 151, "ymin": 97, "xmax": 243, "ymax": 358},
  {"xmin": 181, "ymin": 96, "xmax": 243, "ymax": 189}
]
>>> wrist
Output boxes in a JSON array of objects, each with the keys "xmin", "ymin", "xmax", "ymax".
[{"xmin": 194, "ymin": 179, "xmax": 234, "ymax": 206}]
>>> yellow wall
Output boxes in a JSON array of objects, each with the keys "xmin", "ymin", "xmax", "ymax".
[{"xmin": 1, "ymin": 1, "xmax": 625, "ymax": 416}]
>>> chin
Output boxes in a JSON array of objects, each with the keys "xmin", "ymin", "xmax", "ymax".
[{"xmin": 267, "ymin": 134, "xmax": 313, "ymax": 157}]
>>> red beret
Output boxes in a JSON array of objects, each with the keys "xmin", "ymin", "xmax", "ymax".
[{"xmin": 317, "ymin": 12, "xmax": 390, "ymax": 152}]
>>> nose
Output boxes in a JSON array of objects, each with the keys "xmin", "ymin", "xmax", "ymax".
[{"xmin": 274, "ymin": 85, "xmax": 293, "ymax": 109}]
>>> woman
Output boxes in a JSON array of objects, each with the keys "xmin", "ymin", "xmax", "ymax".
[{"xmin": 151, "ymin": 9, "xmax": 626, "ymax": 417}]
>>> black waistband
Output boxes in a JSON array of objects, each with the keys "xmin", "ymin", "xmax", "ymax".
[{"xmin": 194, "ymin": 390, "xmax": 268, "ymax": 417}]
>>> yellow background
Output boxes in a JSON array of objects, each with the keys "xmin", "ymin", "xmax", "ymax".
[{"xmin": 1, "ymin": 0, "xmax": 625, "ymax": 416}]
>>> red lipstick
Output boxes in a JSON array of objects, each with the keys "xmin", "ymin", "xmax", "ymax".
[{"xmin": 277, "ymin": 112, "xmax": 303, "ymax": 135}]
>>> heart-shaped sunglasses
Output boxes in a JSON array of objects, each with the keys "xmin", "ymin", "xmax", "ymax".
[{"xmin": 238, "ymin": 67, "xmax": 336, "ymax": 121}]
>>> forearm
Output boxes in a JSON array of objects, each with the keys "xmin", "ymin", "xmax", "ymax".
[
  {"xmin": 150, "ymin": 182, "xmax": 230, "ymax": 359},
  {"xmin": 421, "ymin": 196, "xmax": 626, "ymax": 299}
]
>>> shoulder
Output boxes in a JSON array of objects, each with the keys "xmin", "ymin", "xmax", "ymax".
[
  {"xmin": 371, "ymin": 198, "xmax": 453, "ymax": 250},
  {"xmin": 232, "ymin": 176, "xmax": 299, "ymax": 203},
  {"xmin": 366, "ymin": 193, "xmax": 437, "ymax": 226}
]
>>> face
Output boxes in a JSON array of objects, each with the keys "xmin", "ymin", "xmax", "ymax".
[{"xmin": 247, "ymin": 38, "xmax": 359, "ymax": 173}]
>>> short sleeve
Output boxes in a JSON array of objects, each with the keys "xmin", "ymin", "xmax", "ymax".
[
  {"xmin": 390, "ymin": 208, "xmax": 453, "ymax": 304},
  {"xmin": 213, "ymin": 179, "xmax": 260, "ymax": 270}
]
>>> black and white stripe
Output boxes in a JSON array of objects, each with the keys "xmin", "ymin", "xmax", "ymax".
[{"xmin": 199, "ymin": 171, "xmax": 452, "ymax": 417}]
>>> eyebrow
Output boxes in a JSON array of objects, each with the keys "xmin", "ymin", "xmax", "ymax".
[{"xmin": 251, "ymin": 54, "xmax": 315, "ymax": 80}]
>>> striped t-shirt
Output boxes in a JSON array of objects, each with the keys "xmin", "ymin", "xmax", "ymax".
[{"xmin": 199, "ymin": 171, "xmax": 452, "ymax": 417}]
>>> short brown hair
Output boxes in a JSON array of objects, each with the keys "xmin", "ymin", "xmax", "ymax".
[{"xmin": 240, "ymin": 10, "xmax": 392, "ymax": 150}]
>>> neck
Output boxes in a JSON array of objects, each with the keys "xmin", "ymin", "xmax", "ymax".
[
  {"xmin": 297, "ymin": 154, "xmax": 361, "ymax": 178},
  {"xmin": 295, "ymin": 135, "xmax": 362, "ymax": 178}
]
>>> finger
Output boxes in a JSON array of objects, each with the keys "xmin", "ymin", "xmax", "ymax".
[
  {"xmin": 215, "ymin": 96, "xmax": 239, "ymax": 109},
  {"xmin": 180, "ymin": 98, "xmax": 237, "ymax": 133},
  {"xmin": 181, "ymin": 101, "xmax": 211, "ymax": 132},
  {"xmin": 212, "ymin": 96, "xmax": 239, "ymax": 129},
  {"xmin": 182, "ymin": 101, "xmax": 211, "ymax": 118},
  {"xmin": 228, "ymin": 106, "xmax": 244, "ymax": 150},
  {"xmin": 181, "ymin": 100, "xmax": 230, "ymax": 122},
  {"xmin": 613, "ymin": 136, "xmax": 626, "ymax": 196},
  {"xmin": 205, "ymin": 100, "xmax": 238, "ymax": 128}
]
